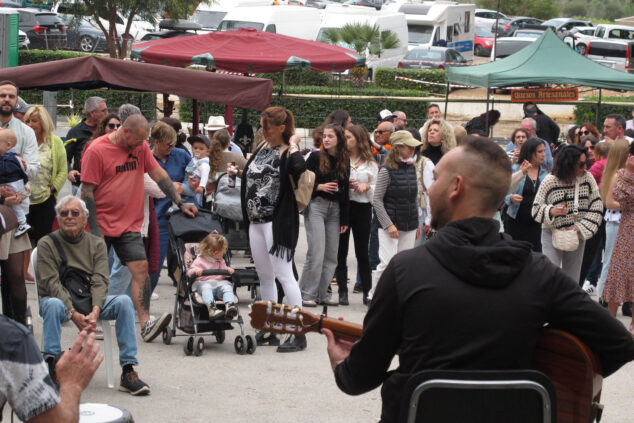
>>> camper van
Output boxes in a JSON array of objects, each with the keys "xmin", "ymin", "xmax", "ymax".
[
  {"xmin": 192, "ymin": 0, "xmax": 272, "ymax": 31},
  {"xmin": 217, "ymin": 5, "xmax": 321, "ymax": 40},
  {"xmin": 317, "ymin": 5, "xmax": 408, "ymax": 75},
  {"xmin": 384, "ymin": 1, "xmax": 475, "ymax": 61}
]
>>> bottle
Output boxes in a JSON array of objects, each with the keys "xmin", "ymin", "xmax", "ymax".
[{"xmin": 228, "ymin": 162, "xmax": 237, "ymax": 188}]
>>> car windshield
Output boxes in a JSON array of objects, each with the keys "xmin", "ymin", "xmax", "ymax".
[
  {"xmin": 475, "ymin": 27, "xmax": 494, "ymax": 37},
  {"xmin": 194, "ymin": 10, "xmax": 227, "ymax": 29},
  {"xmin": 218, "ymin": 20, "xmax": 264, "ymax": 31},
  {"xmin": 405, "ymin": 50, "xmax": 443, "ymax": 61},
  {"xmin": 514, "ymin": 31, "xmax": 542, "ymax": 39},
  {"xmin": 408, "ymin": 24, "xmax": 434, "ymax": 44},
  {"xmin": 542, "ymin": 19, "xmax": 564, "ymax": 27},
  {"xmin": 36, "ymin": 14, "xmax": 62, "ymax": 25}
]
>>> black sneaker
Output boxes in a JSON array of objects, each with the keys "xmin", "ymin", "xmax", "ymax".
[
  {"xmin": 119, "ymin": 368, "xmax": 151, "ymax": 396},
  {"xmin": 225, "ymin": 302, "xmax": 238, "ymax": 319},
  {"xmin": 141, "ymin": 313, "xmax": 171, "ymax": 342},
  {"xmin": 255, "ymin": 330, "xmax": 280, "ymax": 346},
  {"xmin": 276, "ymin": 334, "xmax": 307, "ymax": 353},
  {"xmin": 623, "ymin": 302, "xmax": 632, "ymax": 317}
]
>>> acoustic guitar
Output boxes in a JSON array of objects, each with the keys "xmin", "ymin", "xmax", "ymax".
[{"xmin": 249, "ymin": 301, "xmax": 604, "ymax": 423}]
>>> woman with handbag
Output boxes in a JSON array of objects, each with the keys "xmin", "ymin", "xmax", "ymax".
[
  {"xmin": 334, "ymin": 125, "xmax": 377, "ymax": 306},
  {"xmin": 299, "ymin": 124, "xmax": 350, "ymax": 307},
  {"xmin": 503, "ymin": 138, "xmax": 549, "ymax": 252},
  {"xmin": 532, "ymin": 144, "xmax": 603, "ymax": 280},
  {"xmin": 240, "ymin": 106, "xmax": 307, "ymax": 352}
]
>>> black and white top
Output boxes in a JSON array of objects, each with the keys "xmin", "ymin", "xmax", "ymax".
[
  {"xmin": 245, "ymin": 145, "xmax": 282, "ymax": 224},
  {"xmin": 0, "ymin": 316, "xmax": 59, "ymax": 421}
]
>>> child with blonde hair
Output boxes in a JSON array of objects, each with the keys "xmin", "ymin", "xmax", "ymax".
[{"xmin": 187, "ymin": 232, "xmax": 237, "ymax": 319}]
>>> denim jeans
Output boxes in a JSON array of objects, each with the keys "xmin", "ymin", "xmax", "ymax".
[
  {"xmin": 40, "ymin": 295, "xmax": 139, "ymax": 367},
  {"xmin": 198, "ymin": 282, "xmax": 234, "ymax": 304},
  {"xmin": 598, "ymin": 221, "xmax": 619, "ymax": 297},
  {"xmin": 108, "ymin": 248, "xmax": 132, "ymax": 296},
  {"xmin": 414, "ymin": 210, "xmax": 428, "ymax": 248}
]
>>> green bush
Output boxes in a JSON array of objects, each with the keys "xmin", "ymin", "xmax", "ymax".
[
  {"xmin": 374, "ymin": 68, "xmax": 447, "ymax": 95},
  {"xmin": 19, "ymin": 49, "xmax": 94, "ymax": 65},
  {"xmin": 256, "ymin": 69, "xmax": 333, "ymax": 87},
  {"xmin": 282, "ymin": 85, "xmax": 429, "ymax": 97},
  {"xmin": 574, "ymin": 103, "xmax": 633, "ymax": 128}
]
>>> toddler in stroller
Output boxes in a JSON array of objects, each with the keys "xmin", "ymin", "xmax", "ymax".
[{"xmin": 187, "ymin": 231, "xmax": 238, "ymax": 320}]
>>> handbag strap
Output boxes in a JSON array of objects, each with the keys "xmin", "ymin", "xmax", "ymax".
[
  {"xmin": 47, "ymin": 233, "xmax": 68, "ymax": 270},
  {"xmin": 573, "ymin": 179, "xmax": 580, "ymax": 215}
]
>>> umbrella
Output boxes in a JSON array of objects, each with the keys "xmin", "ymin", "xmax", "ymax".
[{"xmin": 131, "ymin": 27, "xmax": 365, "ymax": 73}]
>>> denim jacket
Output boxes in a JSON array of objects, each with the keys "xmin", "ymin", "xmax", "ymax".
[{"xmin": 504, "ymin": 164, "xmax": 549, "ymax": 219}]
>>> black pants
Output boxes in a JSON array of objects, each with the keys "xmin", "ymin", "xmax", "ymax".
[
  {"xmin": 579, "ymin": 219, "xmax": 606, "ymax": 286},
  {"xmin": 0, "ymin": 251, "xmax": 26, "ymax": 325},
  {"xmin": 28, "ymin": 194, "xmax": 57, "ymax": 247},
  {"xmin": 335, "ymin": 201, "xmax": 372, "ymax": 297}
]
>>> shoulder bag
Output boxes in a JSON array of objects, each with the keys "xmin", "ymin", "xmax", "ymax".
[
  {"xmin": 551, "ymin": 180, "xmax": 580, "ymax": 252},
  {"xmin": 47, "ymin": 234, "xmax": 93, "ymax": 315}
]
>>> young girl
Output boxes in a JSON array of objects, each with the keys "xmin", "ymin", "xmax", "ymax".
[{"xmin": 187, "ymin": 232, "xmax": 237, "ymax": 319}]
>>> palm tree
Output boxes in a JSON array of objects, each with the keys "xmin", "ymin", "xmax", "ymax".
[{"xmin": 322, "ymin": 23, "xmax": 400, "ymax": 86}]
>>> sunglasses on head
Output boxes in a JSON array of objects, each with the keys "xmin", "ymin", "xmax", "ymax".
[
  {"xmin": 108, "ymin": 123, "xmax": 121, "ymax": 130},
  {"xmin": 60, "ymin": 210, "xmax": 80, "ymax": 217}
]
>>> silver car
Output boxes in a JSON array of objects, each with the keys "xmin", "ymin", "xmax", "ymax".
[{"xmin": 398, "ymin": 47, "xmax": 468, "ymax": 70}]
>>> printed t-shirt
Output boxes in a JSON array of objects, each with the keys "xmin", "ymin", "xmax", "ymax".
[{"xmin": 81, "ymin": 134, "xmax": 159, "ymax": 237}]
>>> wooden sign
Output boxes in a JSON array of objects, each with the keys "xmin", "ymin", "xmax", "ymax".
[{"xmin": 511, "ymin": 88, "xmax": 579, "ymax": 102}]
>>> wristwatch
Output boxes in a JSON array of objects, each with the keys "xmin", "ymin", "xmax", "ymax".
[{"xmin": 68, "ymin": 308, "xmax": 76, "ymax": 318}]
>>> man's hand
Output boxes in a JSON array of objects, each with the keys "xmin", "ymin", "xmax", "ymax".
[
  {"xmin": 423, "ymin": 224, "xmax": 432, "ymax": 238},
  {"xmin": 180, "ymin": 202, "xmax": 197, "ymax": 217},
  {"xmin": 3, "ymin": 194, "xmax": 21, "ymax": 206},
  {"xmin": 322, "ymin": 328, "xmax": 355, "ymax": 371},
  {"xmin": 0, "ymin": 185, "xmax": 15, "ymax": 197},
  {"xmin": 70, "ymin": 312, "xmax": 94, "ymax": 333},
  {"xmin": 387, "ymin": 225, "xmax": 399, "ymax": 239},
  {"xmin": 55, "ymin": 330, "xmax": 103, "ymax": 392},
  {"xmin": 67, "ymin": 170, "xmax": 80, "ymax": 183}
]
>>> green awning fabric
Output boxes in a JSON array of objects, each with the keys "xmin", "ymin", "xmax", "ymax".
[{"xmin": 448, "ymin": 30, "xmax": 634, "ymax": 90}]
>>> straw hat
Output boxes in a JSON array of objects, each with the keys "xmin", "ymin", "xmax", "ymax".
[{"xmin": 205, "ymin": 115, "xmax": 229, "ymax": 132}]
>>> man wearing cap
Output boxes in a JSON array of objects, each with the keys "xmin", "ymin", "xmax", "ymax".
[
  {"xmin": 204, "ymin": 115, "xmax": 243, "ymax": 156},
  {"xmin": 13, "ymin": 97, "xmax": 30, "ymax": 122}
]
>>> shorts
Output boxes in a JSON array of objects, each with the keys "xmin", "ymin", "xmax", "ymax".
[{"xmin": 104, "ymin": 232, "xmax": 146, "ymax": 264}]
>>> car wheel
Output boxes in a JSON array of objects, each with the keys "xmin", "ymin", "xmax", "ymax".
[
  {"xmin": 577, "ymin": 44, "xmax": 586, "ymax": 55},
  {"xmin": 474, "ymin": 45, "xmax": 482, "ymax": 56},
  {"xmin": 79, "ymin": 36, "xmax": 94, "ymax": 52}
]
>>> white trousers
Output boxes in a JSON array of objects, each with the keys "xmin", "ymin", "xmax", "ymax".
[
  {"xmin": 368, "ymin": 228, "xmax": 417, "ymax": 299},
  {"xmin": 249, "ymin": 222, "xmax": 302, "ymax": 307}
]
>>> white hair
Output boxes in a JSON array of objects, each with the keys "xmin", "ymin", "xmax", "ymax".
[
  {"xmin": 118, "ymin": 104, "xmax": 142, "ymax": 123},
  {"xmin": 55, "ymin": 195, "xmax": 89, "ymax": 217},
  {"xmin": 84, "ymin": 97, "xmax": 105, "ymax": 114},
  {"xmin": 521, "ymin": 117, "xmax": 537, "ymax": 129}
]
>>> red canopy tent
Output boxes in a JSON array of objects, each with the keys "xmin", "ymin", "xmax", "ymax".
[{"xmin": 131, "ymin": 27, "xmax": 365, "ymax": 73}]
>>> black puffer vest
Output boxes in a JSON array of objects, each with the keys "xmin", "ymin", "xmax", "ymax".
[{"xmin": 383, "ymin": 162, "xmax": 418, "ymax": 231}]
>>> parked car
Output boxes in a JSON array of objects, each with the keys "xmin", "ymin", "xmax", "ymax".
[
  {"xmin": 18, "ymin": 30, "xmax": 29, "ymax": 49},
  {"xmin": 59, "ymin": 14, "xmax": 107, "ymax": 52},
  {"xmin": 305, "ymin": 0, "xmax": 345, "ymax": 8},
  {"xmin": 542, "ymin": 18, "xmax": 593, "ymax": 37},
  {"xmin": 568, "ymin": 24, "xmax": 634, "ymax": 56},
  {"xmin": 137, "ymin": 19, "xmax": 204, "ymax": 42},
  {"xmin": 512, "ymin": 29, "xmax": 545, "ymax": 40},
  {"xmin": 585, "ymin": 39, "xmax": 634, "ymax": 73},
  {"xmin": 343, "ymin": 0, "xmax": 382, "ymax": 10},
  {"xmin": 493, "ymin": 16, "xmax": 543, "ymax": 37},
  {"xmin": 398, "ymin": 46, "xmax": 468, "ymax": 70},
  {"xmin": 474, "ymin": 25, "xmax": 494, "ymax": 57},
  {"xmin": 491, "ymin": 37, "xmax": 535, "ymax": 60},
  {"xmin": 475, "ymin": 9, "xmax": 508, "ymax": 29},
  {"xmin": 7, "ymin": 8, "xmax": 67, "ymax": 50}
]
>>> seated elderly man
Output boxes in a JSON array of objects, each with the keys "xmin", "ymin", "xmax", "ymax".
[{"xmin": 36, "ymin": 195, "xmax": 150, "ymax": 396}]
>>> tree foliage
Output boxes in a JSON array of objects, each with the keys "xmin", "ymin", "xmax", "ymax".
[
  {"xmin": 321, "ymin": 23, "xmax": 400, "ymax": 57},
  {"xmin": 475, "ymin": 0, "xmax": 559, "ymax": 20}
]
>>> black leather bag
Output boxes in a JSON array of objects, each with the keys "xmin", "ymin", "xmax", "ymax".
[{"xmin": 48, "ymin": 234, "xmax": 93, "ymax": 315}]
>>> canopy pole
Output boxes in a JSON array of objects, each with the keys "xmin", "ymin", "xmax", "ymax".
[
  {"xmin": 225, "ymin": 105, "xmax": 234, "ymax": 136},
  {"xmin": 193, "ymin": 99, "xmax": 199, "ymax": 136},
  {"xmin": 595, "ymin": 88, "xmax": 602, "ymax": 129},
  {"xmin": 443, "ymin": 81, "xmax": 449, "ymax": 120},
  {"xmin": 484, "ymin": 87, "xmax": 491, "ymax": 136}
]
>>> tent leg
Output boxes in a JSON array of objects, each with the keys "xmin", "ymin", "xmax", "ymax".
[
  {"xmin": 484, "ymin": 87, "xmax": 490, "ymax": 136},
  {"xmin": 225, "ymin": 105, "xmax": 234, "ymax": 136},
  {"xmin": 443, "ymin": 82, "xmax": 449, "ymax": 120},
  {"xmin": 595, "ymin": 88, "xmax": 602, "ymax": 129},
  {"xmin": 193, "ymin": 99, "xmax": 199, "ymax": 136}
]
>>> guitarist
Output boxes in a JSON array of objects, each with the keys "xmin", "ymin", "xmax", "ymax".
[{"xmin": 323, "ymin": 137, "xmax": 634, "ymax": 423}]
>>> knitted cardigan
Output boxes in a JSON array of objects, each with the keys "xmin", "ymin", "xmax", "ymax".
[{"xmin": 531, "ymin": 171, "xmax": 603, "ymax": 240}]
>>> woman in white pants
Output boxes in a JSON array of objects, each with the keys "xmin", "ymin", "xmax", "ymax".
[
  {"xmin": 240, "ymin": 106, "xmax": 307, "ymax": 353},
  {"xmin": 368, "ymin": 131, "xmax": 422, "ymax": 300}
]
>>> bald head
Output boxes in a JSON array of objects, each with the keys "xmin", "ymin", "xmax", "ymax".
[
  {"xmin": 118, "ymin": 114, "xmax": 149, "ymax": 150},
  {"xmin": 123, "ymin": 114, "xmax": 149, "ymax": 132}
]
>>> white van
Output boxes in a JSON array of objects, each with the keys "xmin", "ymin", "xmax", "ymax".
[
  {"xmin": 317, "ymin": 5, "xmax": 408, "ymax": 75},
  {"xmin": 585, "ymin": 39, "xmax": 634, "ymax": 73},
  {"xmin": 217, "ymin": 5, "xmax": 321, "ymax": 40},
  {"xmin": 193, "ymin": 0, "xmax": 272, "ymax": 31},
  {"xmin": 384, "ymin": 1, "xmax": 475, "ymax": 61}
]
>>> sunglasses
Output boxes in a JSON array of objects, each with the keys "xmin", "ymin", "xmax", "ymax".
[
  {"xmin": 580, "ymin": 130, "xmax": 590, "ymax": 135},
  {"xmin": 578, "ymin": 161, "xmax": 587, "ymax": 169},
  {"xmin": 108, "ymin": 123, "xmax": 121, "ymax": 130},
  {"xmin": 374, "ymin": 130, "xmax": 391, "ymax": 135},
  {"xmin": 59, "ymin": 210, "xmax": 81, "ymax": 217}
]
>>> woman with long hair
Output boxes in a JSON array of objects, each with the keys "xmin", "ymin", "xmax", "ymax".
[
  {"xmin": 581, "ymin": 135, "xmax": 599, "ymax": 167},
  {"xmin": 241, "ymin": 106, "xmax": 307, "ymax": 352},
  {"xmin": 506, "ymin": 128, "xmax": 530, "ymax": 164},
  {"xmin": 602, "ymin": 142, "xmax": 634, "ymax": 336},
  {"xmin": 532, "ymin": 145, "xmax": 603, "ymax": 280},
  {"xmin": 597, "ymin": 139, "xmax": 630, "ymax": 300},
  {"xmin": 420, "ymin": 118, "xmax": 457, "ymax": 165},
  {"xmin": 334, "ymin": 124, "xmax": 377, "ymax": 305},
  {"xmin": 368, "ymin": 131, "xmax": 421, "ymax": 301},
  {"xmin": 300, "ymin": 124, "xmax": 350, "ymax": 307},
  {"xmin": 464, "ymin": 109, "xmax": 501, "ymax": 137},
  {"xmin": 579, "ymin": 122, "xmax": 600, "ymax": 141},
  {"xmin": 567, "ymin": 125, "xmax": 580, "ymax": 145},
  {"xmin": 503, "ymin": 138, "xmax": 549, "ymax": 251}
]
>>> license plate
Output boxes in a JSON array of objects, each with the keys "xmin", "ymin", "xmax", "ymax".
[{"xmin": 49, "ymin": 28, "xmax": 59, "ymax": 33}]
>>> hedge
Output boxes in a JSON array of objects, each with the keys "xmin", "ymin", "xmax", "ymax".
[
  {"xmin": 374, "ymin": 68, "xmax": 447, "ymax": 95},
  {"xmin": 282, "ymin": 85, "xmax": 429, "ymax": 97},
  {"xmin": 180, "ymin": 96, "xmax": 430, "ymax": 130},
  {"xmin": 256, "ymin": 69, "xmax": 332, "ymax": 87},
  {"xmin": 16, "ymin": 50, "xmax": 156, "ymax": 119},
  {"xmin": 574, "ymin": 103, "xmax": 633, "ymax": 127}
]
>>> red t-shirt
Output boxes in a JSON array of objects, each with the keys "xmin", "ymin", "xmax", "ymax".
[{"xmin": 81, "ymin": 134, "xmax": 159, "ymax": 237}]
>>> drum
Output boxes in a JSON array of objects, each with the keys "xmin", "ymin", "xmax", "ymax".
[{"xmin": 79, "ymin": 403, "xmax": 134, "ymax": 423}]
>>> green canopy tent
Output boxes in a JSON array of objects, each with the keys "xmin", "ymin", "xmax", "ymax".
[{"xmin": 447, "ymin": 30, "xmax": 634, "ymax": 130}]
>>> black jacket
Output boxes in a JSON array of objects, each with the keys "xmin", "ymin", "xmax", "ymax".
[
  {"xmin": 0, "ymin": 151, "xmax": 27, "ymax": 184},
  {"xmin": 306, "ymin": 152, "xmax": 350, "ymax": 226},
  {"xmin": 334, "ymin": 217, "xmax": 634, "ymax": 423},
  {"xmin": 65, "ymin": 119, "xmax": 95, "ymax": 185},
  {"xmin": 529, "ymin": 112, "xmax": 561, "ymax": 145}
]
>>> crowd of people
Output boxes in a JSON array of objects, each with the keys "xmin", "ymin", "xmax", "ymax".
[{"xmin": 0, "ymin": 75, "xmax": 633, "ymax": 421}]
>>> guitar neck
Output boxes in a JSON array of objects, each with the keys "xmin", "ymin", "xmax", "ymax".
[{"xmin": 319, "ymin": 316, "xmax": 363, "ymax": 342}]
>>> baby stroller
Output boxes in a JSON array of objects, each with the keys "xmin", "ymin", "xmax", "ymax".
[
  {"xmin": 209, "ymin": 172, "xmax": 260, "ymax": 299},
  {"xmin": 164, "ymin": 209, "xmax": 256, "ymax": 356}
]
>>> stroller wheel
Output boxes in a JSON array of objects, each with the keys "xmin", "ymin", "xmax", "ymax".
[
  {"xmin": 215, "ymin": 330, "xmax": 225, "ymax": 344},
  {"xmin": 162, "ymin": 328, "xmax": 172, "ymax": 345},
  {"xmin": 184, "ymin": 336, "xmax": 194, "ymax": 356},
  {"xmin": 194, "ymin": 337, "xmax": 205, "ymax": 356},
  {"xmin": 234, "ymin": 335, "xmax": 246, "ymax": 355},
  {"xmin": 245, "ymin": 335, "xmax": 256, "ymax": 354}
]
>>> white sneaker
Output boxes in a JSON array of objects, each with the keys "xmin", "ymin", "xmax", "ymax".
[
  {"xmin": 151, "ymin": 292, "xmax": 159, "ymax": 301},
  {"xmin": 582, "ymin": 281, "xmax": 597, "ymax": 297},
  {"xmin": 14, "ymin": 223, "xmax": 30, "ymax": 238}
]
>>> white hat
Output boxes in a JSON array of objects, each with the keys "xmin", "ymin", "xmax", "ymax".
[
  {"xmin": 377, "ymin": 109, "xmax": 396, "ymax": 122},
  {"xmin": 205, "ymin": 115, "xmax": 229, "ymax": 132}
]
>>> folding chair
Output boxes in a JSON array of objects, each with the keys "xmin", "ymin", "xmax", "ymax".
[
  {"xmin": 31, "ymin": 247, "xmax": 116, "ymax": 388},
  {"xmin": 402, "ymin": 369, "xmax": 557, "ymax": 423}
]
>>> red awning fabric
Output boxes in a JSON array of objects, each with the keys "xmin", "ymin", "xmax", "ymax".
[
  {"xmin": 0, "ymin": 55, "xmax": 273, "ymax": 110},
  {"xmin": 131, "ymin": 27, "xmax": 365, "ymax": 73}
]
